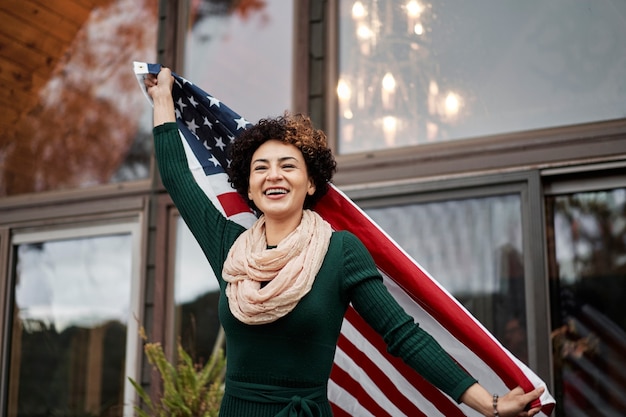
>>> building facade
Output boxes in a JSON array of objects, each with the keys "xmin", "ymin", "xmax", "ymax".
[{"xmin": 1, "ymin": 1, "xmax": 625, "ymax": 416}]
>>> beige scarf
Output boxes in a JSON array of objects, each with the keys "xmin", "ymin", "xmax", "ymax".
[{"xmin": 222, "ymin": 210, "xmax": 332, "ymax": 325}]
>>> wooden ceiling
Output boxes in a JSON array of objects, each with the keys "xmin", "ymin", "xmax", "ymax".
[{"xmin": 0, "ymin": 0, "xmax": 113, "ymax": 139}]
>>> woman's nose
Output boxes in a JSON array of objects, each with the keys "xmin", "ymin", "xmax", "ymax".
[{"xmin": 267, "ymin": 166, "xmax": 283, "ymax": 180}]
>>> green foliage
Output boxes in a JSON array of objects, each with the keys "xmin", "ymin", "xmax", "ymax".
[{"xmin": 129, "ymin": 340, "xmax": 225, "ymax": 417}]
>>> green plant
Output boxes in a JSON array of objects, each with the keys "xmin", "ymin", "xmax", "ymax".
[{"xmin": 129, "ymin": 337, "xmax": 226, "ymax": 417}]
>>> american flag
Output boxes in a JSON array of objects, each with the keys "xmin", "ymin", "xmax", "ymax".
[{"xmin": 134, "ymin": 62, "xmax": 555, "ymax": 416}]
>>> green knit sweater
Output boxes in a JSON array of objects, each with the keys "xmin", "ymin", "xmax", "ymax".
[{"xmin": 154, "ymin": 123, "xmax": 476, "ymax": 416}]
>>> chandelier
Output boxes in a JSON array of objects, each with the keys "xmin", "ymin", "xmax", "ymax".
[{"xmin": 337, "ymin": 0, "xmax": 464, "ymax": 153}]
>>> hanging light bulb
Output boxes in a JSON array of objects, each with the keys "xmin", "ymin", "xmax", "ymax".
[
  {"xmin": 382, "ymin": 116, "xmax": 399, "ymax": 146},
  {"xmin": 406, "ymin": 0, "xmax": 423, "ymax": 17},
  {"xmin": 337, "ymin": 78, "xmax": 352, "ymax": 102},
  {"xmin": 337, "ymin": 78, "xmax": 354, "ymax": 120},
  {"xmin": 381, "ymin": 72, "xmax": 396, "ymax": 109},
  {"xmin": 405, "ymin": 1, "xmax": 423, "ymax": 35},
  {"xmin": 352, "ymin": 1, "xmax": 366, "ymax": 20},
  {"xmin": 444, "ymin": 92, "xmax": 461, "ymax": 119},
  {"xmin": 356, "ymin": 24, "xmax": 373, "ymax": 41},
  {"xmin": 382, "ymin": 72, "xmax": 397, "ymax": 91}
]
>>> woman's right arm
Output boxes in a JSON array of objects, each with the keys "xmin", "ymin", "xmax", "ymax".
[{"xmin": 146, "ymin": 69, "xmax": 245, "ymax": 276}]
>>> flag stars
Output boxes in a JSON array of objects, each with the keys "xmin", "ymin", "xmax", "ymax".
[
  {"xmin": 208, "ymin": 96, "xmax": 221, "ymax": 107},
  {"xmin": 188, "ymin": 95, "xmax": 198, "ymax": 107},
  {"xmin": 235, "ymin": 116, "xmax": 248, "ymax": 130},
  {"xmin": 214, "ymin": 136, "xmax": 226, "ymax": 151},
  {"xmin": 176, "ymin": 97, "xmax": 187, "ymax": 111},
  {"xmin": 186, "ymin": 118, "xmax": 200, "ymax": 134},
  {"xmin": 208, "ymin": 155, "xmax": 221, "ymax": 167},
  {"xmin": 203, "ymin": 117, "xmax": 213, "ymax": 128}
]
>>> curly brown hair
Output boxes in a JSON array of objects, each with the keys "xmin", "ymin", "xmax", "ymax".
[{"xmin": 228, "ymin": 113, "xmax": 336, "ymax": 212}]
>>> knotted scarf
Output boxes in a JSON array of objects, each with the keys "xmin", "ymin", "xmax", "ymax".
[{"xmin": 223, "ymin": 209, "xmax": 332, "ymax": 325}]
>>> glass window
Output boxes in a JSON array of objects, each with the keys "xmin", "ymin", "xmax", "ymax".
[
  {"xmin": 546, "ymin": 188, "xmax": 626, "ymax": 416},
  {"xmin": 173, "ymin": 216, "xmax": 222, "ymax": 364},
  {"xmin": 0, "ymin": 0, "xmax": 158, "ymax": 197},
  {"xmin": 170, "ymin": 0, "xmax": 295, "ymax": 363},
  {"xmin": 183, "ymin": 0, "xmax": 293, "ymax": 123},
  {"xmin": 365, "ymin": 194, "xmax": 529, "ymax": 363},
  {"xmin": 337, "ymin": 0, "xmax": 626, "ymax": 154},
  {"xmin": 6, "ymin": 224, "xmax": 142, "ymax": 417}
]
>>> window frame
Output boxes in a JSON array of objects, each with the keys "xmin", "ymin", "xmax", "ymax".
[
  {"xmin": 343, "ymin": 169, "xmax": 552, "ymax": 387},
  {"xmin": 0, "ymin": 187, "xmax": 149, "ymax": 417},
  {"xmin": 540, "ymin": 163, "xmax": 626, "ymax": 417}
]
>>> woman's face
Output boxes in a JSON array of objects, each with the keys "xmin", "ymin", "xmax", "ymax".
[{"xmin": 248, "ymin": 140, "xmax": 315, "ymax": 221}]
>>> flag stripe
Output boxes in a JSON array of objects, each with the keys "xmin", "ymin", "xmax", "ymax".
[
  {"xmin": 328, "ymin": 381, "xmax": 375, "ymax": 417},
  {"xmin": 342, "ymin": 307, "xmax": 468, "ymax": 417},
  {"xmin": 217, "ymin": 192, "xmax": 252, "ymax": 217},
  {"xmin": 329, "ymin": 363, "xmax": 394, "ymax": 417},
  {"xmin": 336, "ymin": 331, "xmax": 427, "ymax": 417}
]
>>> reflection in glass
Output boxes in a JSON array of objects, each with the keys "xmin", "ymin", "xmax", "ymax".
[
  {"xmin": 184, "ymin": 0, "xmax": 292, "ymax": 124},
  {"xmin": 547, "ymin": 188, "xmax": 626, "ymax": 416},
  {"xmin": 174, "ymin": 217, "xmax": 222, "ymax": 365},
  {"xmin": 365, "ymin": 194, "xmax": 528, "ymax": 362},
  {"xmin": 0, "ymin": 0, "xmax": 157, "ymax": 197},
  {"xmin": 8, "ymin": 235, "xmax": 132, "ymax": 417},
  {"xmin": 338, "ymin": 0, "xmax": 626, "ymax": 154}
]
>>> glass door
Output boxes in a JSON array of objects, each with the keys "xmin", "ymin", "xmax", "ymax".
[
  {"xmin": 5, "ymin": 223, "xmax": 143, "ymax": 417},
  {"xmin": 546, "ymin": 184, "xmax": 626, "ymax": 416}
]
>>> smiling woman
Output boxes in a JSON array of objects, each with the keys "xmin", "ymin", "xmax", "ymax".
[{"xmin": 143, "ymin": 66, "xmax": 546, "ymax": 417}]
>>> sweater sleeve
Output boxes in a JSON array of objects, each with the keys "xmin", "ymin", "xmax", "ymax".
[
  {"xmin": 153, "ymin": 122, "xmax": 246, "ymax": 280},
  {"xmin": 340, "ymin": 231, "xmax": 477, "ymax": 402}
]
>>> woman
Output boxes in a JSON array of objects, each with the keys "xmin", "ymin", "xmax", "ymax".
[{"xmin": 146, "ymin": 68, "xmax": 544, "ymax": 417}]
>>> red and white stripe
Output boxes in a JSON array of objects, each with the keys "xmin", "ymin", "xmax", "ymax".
[{"xmin": 317, "ymin": 186, "xmax": 555, "ymax": 416}]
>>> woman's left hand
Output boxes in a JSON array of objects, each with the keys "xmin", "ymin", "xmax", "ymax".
[
  {"xmin": 496, "ymin": 386, "xmax": 545, "ymax": 417},
  {"xmin": 460, "ymin": 383, "xmax": 545, "ymax": 417}
]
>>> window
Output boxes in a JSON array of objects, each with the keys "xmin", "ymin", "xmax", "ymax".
[
  {"xmin": 337, "ymin": 0, "xmax": 626, "ymax": 154},
  {"xmin": 182, "ymin": 0, "xmax": 294, "ymax": 123},
  {"xmin": 348, "ymin": 171, "xmax": 551, "ymax": 375},
  {"xmin": 365, "ymin": 194, "xmax": 529, "ymax": 362},
  {"xmin": 172, "ymin": 216, "xmax": 222, "ymax": 364},
  {"xmin": 0, "ymin": 0, "xmax": 157, "ymax": 197},
  {"xmin": 4, "ymin": 223, "xmax": 143, "ymax": 417},
  {"xmin": 546, "ymin": 187, "xmax": 626, "ymax": 416}
]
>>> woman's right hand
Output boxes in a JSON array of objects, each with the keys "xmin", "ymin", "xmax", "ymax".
[{"xmin": 145, "ymin": 67, "xmax": 176, "ymax": 126}]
